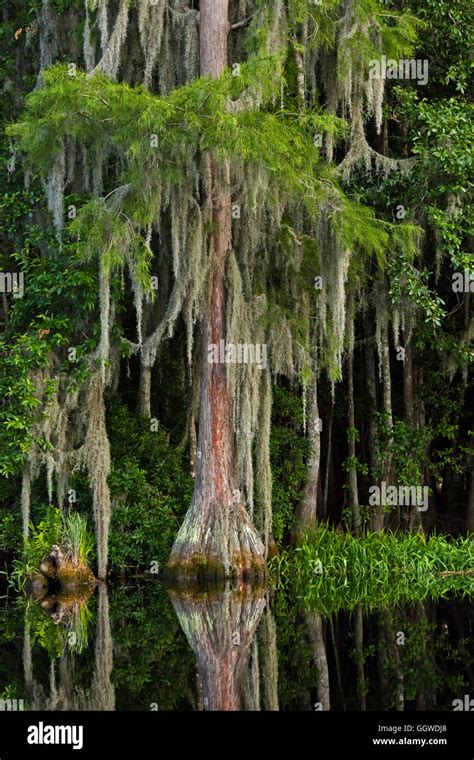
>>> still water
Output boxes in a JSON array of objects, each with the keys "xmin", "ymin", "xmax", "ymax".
[{"xmin": 0, "ymin": 582, "xmax": 472, "ymax": 711}]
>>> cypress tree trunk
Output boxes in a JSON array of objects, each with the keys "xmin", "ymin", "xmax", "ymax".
[
  {"xmin": 260, "ymin": 605, "xmax": 279, "ymax": 711},
  {"xmin": 348, "ymin": 348, "xmax": 361, "ymax": 533},
  {"xmin": 347, "ymin": 300, "xmax": 361, "ymax": 534},
  {"xmin": 295, "ymin": 378, "xmax": 321, "ymax": 535},
  {"xmin": 329, "ymin": 618, "xmax": 346, "ymax": 710},
  {"xmin": 366, "ymin": 329, "xmax": 384, "ymax": 531},
  {"xmin": 379, "ymin": 302, "xmax": 395, "ymax": 526},
  {"xmin": 354, "ymin": 606, "xmax": 367, "ymax": 710},
  {"xmin": 378, "ymin": 610, "xmax": 404, "ymax": 710},
  {"xmin": 404, "ymin": 321, "xmax": 424, "ymax": 532},
  {"xmin": 137, "ymin": 362, "xmax": 151, "ymax": 417},
  {"xmin": 322, "ymin": 404, "xmax": 333, "ymax": 520},
  {"xmin": 166, "ymin": 0, "xmax": 265, "ymax": 582},
  {"xmin": 403, "ymin": 341, "xmax": 414, "ymax": 426}
]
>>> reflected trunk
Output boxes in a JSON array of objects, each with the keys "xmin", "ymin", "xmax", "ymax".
[
  {"xmin": 169, "ymin": 584, "xmax": 266, "ymax": 711},
  {"xmin": 259, "ymin": 604, "xmax": 279, "ymax": 711},
  {"xmin": 306, "ymin": 611, "xmax": 330, "ymax": 710}
]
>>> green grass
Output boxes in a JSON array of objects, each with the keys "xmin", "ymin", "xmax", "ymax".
[
  {"xmin": 269, "ymin": 526, "xmax": 474, "ymax": 615},
  {"xmin": 62, "ymin": 511, "xmax": 94, "ymax": 567}
]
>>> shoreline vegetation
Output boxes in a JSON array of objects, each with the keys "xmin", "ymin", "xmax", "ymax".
[
  {"xmin": 270, "ymin": 528, "xmax": 473, "ymax": 614},
  {"xmin": 7, "ymin": 521, "xmax": 471, "ymax": 615}
]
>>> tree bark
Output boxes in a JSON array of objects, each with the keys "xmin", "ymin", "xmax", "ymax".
[
  {"xmin": 403, "ymin": 341, "xmax": 414, "ymax": 426},
  {"xmin": 378, "ymin": 609, "xmax": 404, "ymax": 711},
  {"xmin": 404, "ymin": 321, "xmax": 424, "ymax": 533},
  {"xmin": 329, "ymin": 618, "xmax": 346, "ymax": 710},
  {"xmin": 295, "ymin": 378, "xmax": 321, "ymax": 536},
  {"xmin": 137, "ymin": 362, "xmax": 151, "ymax": 417},
  {"xmin": 306, "ymin": 611, "xmax": 330, "ymax": 710},
  {"xmin": 322, "ymin": 404, "xmax": 333, "ymax": 520},
  {"xmin": 166, "ymin": 0, "xmax": 265, "ymax": 582},
  {"xmin": 169, "ymin": 585, "xmax": 266, "ymax": 711},
  {"xmin": 367, "ymin": 331, "xmax": 384, "ymax": 531},
  {"xmin": 347, "ymin": 330, "xmax": 361, "ymax": 535},
  {"xmin": 292, "ymin": 36, "xmax": 305, "ymax": 110},
  {"xmin": 379, "ymin": 297, "xmax": 395, "ymax": 527},
  {"xmin": 354, "ymin": 606, "xmax": 367, "ymax": 710},
  {"xmin": 259, "ymin": 605, "xmax": 279, "ymax": 711}
]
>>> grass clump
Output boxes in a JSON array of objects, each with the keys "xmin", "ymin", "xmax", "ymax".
[{"xmin": 63, "ymin": 512, "xmax": 94, "ymax": 568}]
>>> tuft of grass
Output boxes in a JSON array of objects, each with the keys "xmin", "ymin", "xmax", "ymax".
[
  {"xmin": 62, "ymin": 512, "xmax": 94, "ymax": 567},
  {"xmin": 269, "ymin": 526, "xmax": 474, "ymax": 614}
]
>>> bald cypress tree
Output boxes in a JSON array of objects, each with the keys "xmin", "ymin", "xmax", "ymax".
[{"xmin": 7, "ymin": 0, "xmax": 435, "ymax": 579}]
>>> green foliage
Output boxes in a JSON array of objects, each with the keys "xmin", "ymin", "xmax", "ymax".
[
  {"xmin": 337, "ymin": 1, "xmax": 423, "ymax": 82},
  {"xmin": 109, "ymin": 584, "xmax": 194, "ymax": 710},
  {"xmin": 21, "ymin": 592, "xmax": 95, "ymax": 660},
  {"xmin": 8, "ymin": 60, "xmax": 413, "ymax": 282},
  {"xmin": 0, "ymin": 512, "xmax": 19, "ymax": 554},
  {"xmin": 22, "ymin": 506, "xmax": 62, "ymax": 570},
  {"xmin": 0, "ymin": 326, "xmax": 56, "ymax": 477},
  {"xmin": 8, "ymin": 506, "xmax": 95, "ymax": 588},
  {"xmin": 270, "ymin": 386, "xmax": 310, "ymax": 543},
  {"xmin": 0, "ymin": 223, "xmax": 100, "ymax": 477},
  {"xmin": 406, "ymin": 0, "xmax": 474, "ymax": 93},
  {"xmin": 107, "ymin": 403, "xmax": 193, "ymax": 574},
  {"xmin": 394, "ymin": 90, "xmax": 473, "ymax": 269},
  {"xmin": 270, "ymin": 591, "xmax": 319, "ymax": 709}
]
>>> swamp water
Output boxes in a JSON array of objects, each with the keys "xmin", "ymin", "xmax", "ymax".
[{"xmin": 0, "ymin": 580, "xmax": 472, "ymax": 711}]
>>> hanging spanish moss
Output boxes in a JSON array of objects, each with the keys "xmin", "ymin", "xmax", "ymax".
[
  {"xmin": 3, "ymin": 4, "xmax": 471, "ymax": 716},
  {"xmin": 138, "ymin": 0, "xmax": 166, "ymax": 89},
  {"xmin": 92, "ymin": 0, "xmax": 130, "ymax": 79},
  {"xmin": 44, "ymin": 141, "xmax": 66, "ymax": 238},
  {"xmin": 83, "ymin": 0, "xmax": 96, "ymax": 72},
  {"xmin": 75, "ymin": 371, "xmax": 112, "ymax": 580}
]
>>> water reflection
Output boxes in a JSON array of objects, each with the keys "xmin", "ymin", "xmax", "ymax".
[
  {"xmin": 21, "ymin": 584, "xmax": 114, "ymax": 710},
  {"xmin": 0, "ymin": 582, "xmax": 471, "ymax": 712},
  {"xmin": 169, "ymin": 584, "xmax": 266, "ymax": 710}
]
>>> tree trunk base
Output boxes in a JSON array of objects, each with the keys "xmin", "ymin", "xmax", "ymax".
[{"xmin": 165, "ymin": 498, "xmax": 266, "ymax": 585}]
